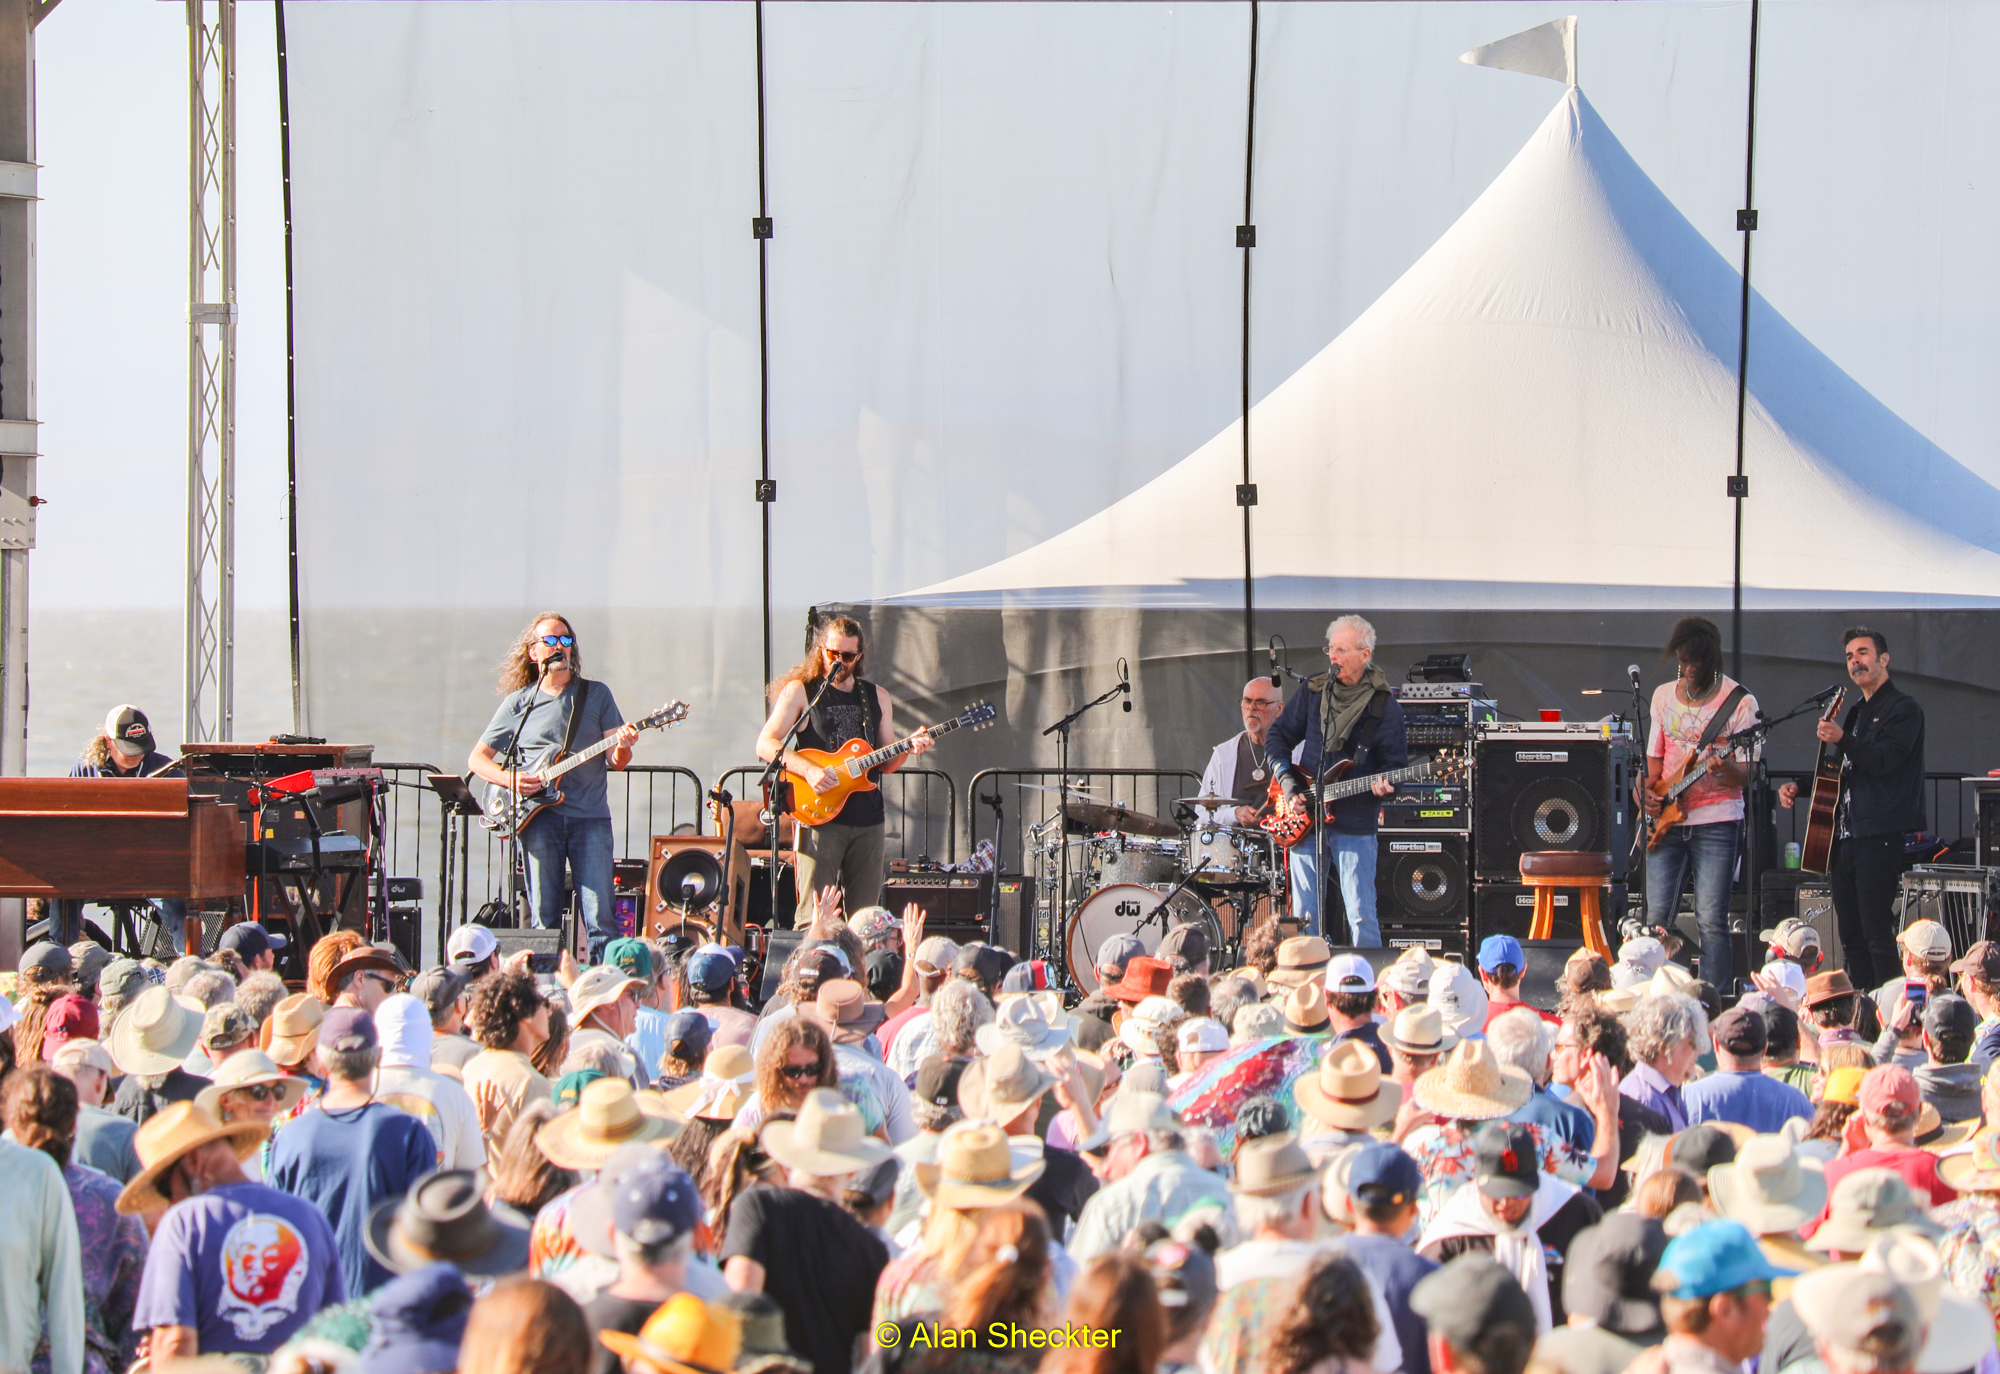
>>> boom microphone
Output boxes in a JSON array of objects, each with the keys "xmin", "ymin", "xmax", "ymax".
[
  {"xmin": 1269, "ymin": 646, "xmax": 1282, "ymax": 689},
  {"xmin": 1119, "ymin": 657, "xmax": 1133, "ymax": 713}
]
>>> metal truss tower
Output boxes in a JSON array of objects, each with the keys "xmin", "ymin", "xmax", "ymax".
[{"xmin": 185, "ymin": 0, "xmax": 235, "ymax": 743}]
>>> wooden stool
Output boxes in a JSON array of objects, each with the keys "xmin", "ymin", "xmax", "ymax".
[{"xmin": 1520, "ymin": 851, "xmax": 1615, "ymax": 958}]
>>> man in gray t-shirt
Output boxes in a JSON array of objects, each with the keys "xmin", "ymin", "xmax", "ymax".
[{"xmin": 468, "ymin": 614, "xmax": 636, "ymax": 959}]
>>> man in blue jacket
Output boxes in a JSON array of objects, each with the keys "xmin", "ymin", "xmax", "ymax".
[{"xmin": 1266, "ymin": 615, "xmax": 1408, "ymax": 946}]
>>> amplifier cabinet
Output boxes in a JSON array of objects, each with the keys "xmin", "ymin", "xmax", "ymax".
[
  {"xmin": 1376, "ymin": 831, "xmax": 1471, "ymax": 955},
  {"xmin": 882, "ymin": 871, "xmax": 994, "ymax": 947},
  {"xmin": 1473, "ymin": 726, "xmax": 1633, "ymax": 881},
  {"xmin": 1475, "ymin": 880, "xmax": 1628, "ymax": 945}
]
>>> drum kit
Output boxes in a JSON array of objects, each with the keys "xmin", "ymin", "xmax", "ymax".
[{"xmin": 1025, "ymin": 784, "xmax": 1287, "ymax": 992}]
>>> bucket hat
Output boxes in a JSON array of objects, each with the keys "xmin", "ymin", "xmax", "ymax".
[
  {"xmin": 1231, "ymin": 1133, "xmax": 1320, "ymax": 1197},
  {"xmin": 1707, "ymin": 1133, "xmax": 1827, "ymax": 1235},
  {"xmin": 957, "ymin": 1042, "xmax": 1057, "ymax": 1123},
  {"xmin": 107, "ymin": 986, "xmax": 206, "ymax": 1076},
  {"xmin": 801, "ymin": 980, "xmax": 888, "ymax": 1046},
  {"xmin": 1807, "ymin": 1167, "xmax": 1944, "ymax": 1254},
  {"xmin": 195, "ymin": 1049, "xmax": 311, "ymax": 1119},
  {"xmin": 975, "ymin": 993, "xmax": 1070, "ymax": 1057}
]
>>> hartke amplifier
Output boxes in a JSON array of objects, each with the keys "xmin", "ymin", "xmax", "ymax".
[
  {"xmin": 1474, "ymin": 880, "xmax": 1628, "ymax": 944},
  {"xmin": 882, "ymin": 871, "xmax": 993, "ymax": 947},
  {"xmin": 1378, "ymin": 786, "xmax": 1471, "ymax": 831},
  {"xmin": 1376, "ymin": 832, "xmax": 1471, "ymax": 955},
  {"xmin": 1472, "ymin": 725, "xmax": 1634, "ymax": 880}
]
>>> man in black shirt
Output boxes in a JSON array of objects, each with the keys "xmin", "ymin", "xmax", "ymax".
[
  {"xmin": 1779, "ymin": 627, "xmax": 1925, "ymax": 989},
  {"xmin": 723, "ymin": 1089, "xmax": 892, "ymax": 1374},
  {"xmin": 757, "ymin": 616, "xmax": 933, "ymax": 926}
]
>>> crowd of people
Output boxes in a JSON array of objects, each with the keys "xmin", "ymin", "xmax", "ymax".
[{"xmin": 3, "ymin": 899, "xmax": 1999, "ymax": 1374}]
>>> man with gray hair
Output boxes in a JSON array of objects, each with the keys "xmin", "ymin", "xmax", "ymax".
[
  {"xmin": 886, "ymin": 972, "xmax": 989, "ymax": 1082},
  {"xmin": 1620, "ymin": 992, "xmax": 1710, "ymax": 1133},
  {"xmin": 582, "ymin": 1153, "xmax": 716, "ymax": 1374},
  {"xmin": 1488, "ymin": 1007, "xmax": 1621, "ymax": 1192},
  {"xmin": 1265, "ymin": 613, "xmax": 1408, "ymax": 944},
  {"xmin": 1067, "ymin": 1091, "xmax": 1230, "ymax": 1262}
]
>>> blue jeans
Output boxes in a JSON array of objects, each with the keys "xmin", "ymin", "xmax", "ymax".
[
  {"xmin": 49, "ymin": 897, "xmax": 187, "ymax": 953},
  {"xmin": 1645, "ymin": 818, "xmax": 1740, "ymax": 990},
  {"xmin": 1289, "ymin": 831, "xmax": 1380, "ymax": 946},
  {"xmin": 520, "ymin": 810, "xmax": 617, "ymax": 960}
]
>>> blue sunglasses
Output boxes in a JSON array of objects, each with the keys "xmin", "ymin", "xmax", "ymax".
[{"xmin": 539, "ymin": 634, "xmax": 576, "ymax": 648}]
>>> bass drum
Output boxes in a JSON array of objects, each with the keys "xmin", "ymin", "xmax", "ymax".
[{"xmin": 1065, "ymin": 883, "xmax": 1225, "ymax": 994}]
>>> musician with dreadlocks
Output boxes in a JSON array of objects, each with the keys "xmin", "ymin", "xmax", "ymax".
[
  {"xmin": 756, "ymin": 616, "xmax": 932, "ymax": 926},
  {"xmin": 1641, "ymin": 615, "xmax": 1762, "ymax": 990}
]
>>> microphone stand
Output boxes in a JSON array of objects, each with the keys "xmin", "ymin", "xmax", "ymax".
[
  {"xmin": 1041, "ymin": 671, "xmax": 1131, "ymax": 982},
  {"xmin": 498, "ymin": 657, "xmax": 563, "ymax": 931},
  {"xmin": 760, "ymin": 669, "xmax": 843, "ymax": 938}
]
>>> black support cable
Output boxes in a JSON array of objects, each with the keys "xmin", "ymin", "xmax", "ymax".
[
  {"xmin": 1238, "ymin": 0, "xmax": 1260, "ymax": 680},
  {"xmin": 276, "ymin": 0, "xmax": 303, "ymax": 731},
  {"xmin": 1730, "ymin": 0, "xmax": 1761, "ymax": 683},
  {"xmin": 753, "ymin": 0, "xmax": 774, "ymax": 689}
]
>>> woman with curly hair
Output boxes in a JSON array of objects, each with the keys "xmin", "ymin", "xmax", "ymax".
[
  {"xmin": 732, "ymin": 1018, "xmax": 841, "ymax": 1136},
  {"xmin": 1263, "ymin": 1253, "xmax": 1382, "ymax": 1374},
  {"xmin": 1044, "ymin": 1254, "xmax": 1164, "ymax": 1374},
  {"xmin": 463, "ymin": 969, "xmax": 553, "ymax": 1169}
]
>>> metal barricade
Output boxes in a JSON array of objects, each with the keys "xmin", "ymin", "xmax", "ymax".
[
  {"xmin": 967, "ymin": 767, "xmax": 1203, "ymax": 876},
  {"xmin": 1764, "ymin": 770, "xmax": 1976, "ymax": 848},
  {"xmin": 718, "ymin": 765, "xmax": 958, "ymax": 865}
]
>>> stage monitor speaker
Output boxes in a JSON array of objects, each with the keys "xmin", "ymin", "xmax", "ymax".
[
  {"xmin": 385, "ymin": 906, "xmax": 422, "ymax": 971},
  {"xmin": 1519, "ymin": 939, "xmax": 1584, "ymax": 1012},
  {"xmin": 1979, "ymin": 785, "xmax": 2000, "ymax": 866},
  {"xmin": 759, "ymin": 927, "xmax": 806, "ymax": 1005},
  {"xmin": 649, "ymin": 835, "xmax": 729, "ymax": 939},
  {"xmin": 1376, "ymin": 832, "xmax": 1471, "ymax": 955},
  {"xmin": 881, "ymin": 871, "xmax": 993, "ymax": 948},
  {"xmin": 1473, "ymin": 730, "xmax": 1633, "ymax": 880}
]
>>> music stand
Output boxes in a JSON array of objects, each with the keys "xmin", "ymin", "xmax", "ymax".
[{"xmin": 428, "ymin": 774, "xmax": 487, "ymax": 957}]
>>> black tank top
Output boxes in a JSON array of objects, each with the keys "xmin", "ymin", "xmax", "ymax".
[{"xmin": 795, "ymin": 678, "xmax": 886, "ymax": 828}]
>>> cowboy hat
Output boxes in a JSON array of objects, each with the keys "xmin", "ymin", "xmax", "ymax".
[
  {"xmin": 1295, "ymin": 1039, "xmax": 1403, "ymax": 1132},
  {"xmin": 801, "ymin": 980, "xmax": 888, "ymax": 1046},
  {"xmin": 195, "ymin": 1049, "xmax": 310, "ymax": 1119},
  {"xmin": 1282, "ymin": 981, "xmax": 1331, "ymax": 1035},
  {"xmin": 536, "ymin": 1078, "xmax": 685, "ymax": 1169},
  {"xmin": 1116, "ymin": 996, "xmax": 1184, "ymax": 1059},
  {"xmin": 116, "ymin": 1101, "xmax": 267, "ymax": 1214},
  {"xmin": 1231, "ymin": 1133, "xmax": 1320, "ymax": 1197},
  {"xmin": 761, "ymin": 1088, "xmax": 893, "ymax": 1177},
  {"xmin": 1412, "ymin": 1037, "xmax": 1532, "ymax": 1120},
  {"xmin": 957, "ymin": 1042, "xmax": 1057, "ymax": 1123},
  {"xmin": 265, "ymin": 993, "xmax": 327, "ymax": 1067},
  {"xmin": 1707, "ymin": 1133, "xmax": 1828, "ymax": 1235},
  {"xmin": 107, "ymin": 986, "xmax": 206, "ymax": 1077},
  {"xmin": 923, "ymin": 1120, "xmax": 1045, "ymax": 1209},
  {"xmin": 1802, "ymin": 970, "xmax": 1858, "ymax": 1009},
  {"xmin": 1378, "ymin": 1003, "xmax": 1459, "ymax": 1058},
  {"xmin": 1267, "ymin": 936, "xmax": 1332, "ymax": 990},
  {"xmin": 600, "ymin": 1294, "xmax": 743, "ymax": 1374},
  {"xmin": 365, "ymin": 1169, "xmax": 534, "ymax": 1277},
  {"xmin": 662, "ymin": 1043, "xmax": 755, "ymax": 1121}
]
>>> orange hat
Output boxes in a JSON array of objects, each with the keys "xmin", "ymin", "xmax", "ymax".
[{"xmin": 599, "ymin": 1295, "xmax": 742, "ymax": 1374}]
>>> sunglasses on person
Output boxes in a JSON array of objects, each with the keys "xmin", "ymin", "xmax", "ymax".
[
  {"xmin": 539, "ymin": 634, "xmax": 576, "ymax": 648},
  {"xmin": 780, "ymin": 1062, "xmax": 821, "ymax": 1082},
  {"xmin": 362, "ymin": 971, "xmax": 398, "ymax": 991},
  {"xmin": 227, "ymin": 1082, "xmax": 280, "ymax": 1103},
  {"xmin": 823, "ymin": 647, "xmax": 861, "ymax": 664}
]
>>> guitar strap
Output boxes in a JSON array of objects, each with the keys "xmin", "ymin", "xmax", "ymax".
[
  {"xmin": 558, "ymin": 678, "xmax": 590, "ymax": 759},
  {"xmin": 1692, "ymin": 684, "xmax": 1749, "ymax": 758}
]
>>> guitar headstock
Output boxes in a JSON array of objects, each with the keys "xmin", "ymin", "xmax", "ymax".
[
  {"xmin": 1820, "ymin": 688, "xmax": 1845, "ymax": 721},
  {"xmin": 957, "ymin": 700, "xmax": 999, "ymax": 730},
  {"xmin": 638, "ymin": 701, "xmax": 691, "ymax": 731},
  {"xmin": 1428, "ymin": 748, "xmax": 1468, "ymax": 783}
]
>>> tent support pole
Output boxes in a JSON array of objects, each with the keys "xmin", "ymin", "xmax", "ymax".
[
  {"xmin": 754, "ymin": 0, "xmax": 773, "ymax": 690},
  {"xmin": 1730, "ymin": 0, "xmax": 1761, "ymax": 683},
  {"xmin": 1238, "ymin": 0, "xmax": 1259, "ymax": 679},
  {"xmin": 276, "ymin": 0, "xmax": 302, "ymax": 733}
]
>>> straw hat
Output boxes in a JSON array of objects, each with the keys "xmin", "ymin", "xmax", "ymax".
[
  {"xmin": 1859, "ymin": 1233, "xmax": 1995, "ymax": 1374},
  {"xmin": 1378, "ymin": 1004, "xmax": 1460, "ymax": 1058},
  {"xmin": 1937, "ymin": 1125, "xmax": 2000, "ymax": 1191},
  {"xmin": 1231, "ymin": 1133, "xmax": 1320, "ymax": 1197},
  {"xmin": 195, "ymin": 1049, "xmax": 310, "ymax": 1119},
  {"xmin": 600, "ymin": 1294, "xmax": 743, "ymax": 1374},
  {"xmin": 265, "ymin": 993, "xmax": 327, "ymax": 1068},
  {"xmin": 662, "ymin": 1044, "xmax": 754, "ymax": 1121},
  {"xmin": 957, "ymin": 1043, "xmax": 1057, "ymax": 1123},
  {"xmin": 1295, "ymin": 1039, "xmax": 1403, "ymax": 1132},
  {"xmin": 1412, "ymin": 1037, "xmax": 1532, "ymax": 1120},
  {"xmin": 365, "ymin": 1168, "xmax": 534, "ymax": 1277},
  {"xmin": 761, "ymin": 1088, "xmax": 893, "ymax": 1177},
  {"xmin": 1707, "ymin": 1133, "xmax": 1828, "ymax": 1235},
  {"xmin": 1268, "ymin": 936, "xmax": 1332, "ymax": 990},
  {"xmin": 535, "ymin": 1078, "xmax": 684, "ymax": 1169},
  {"xmin": 107, "ymin": 986, "xmax": 206, "ymax": 1076},
  {"xmin": 802, "ymin": 980, "xmax": 888, "ymax": 1046},
  {"xmin": 116, "ymin": 1100, "xmax": 267, "ymax": 1214},
  {"xmin": 923, "ymin": 1120, "xmax": 1045, "ymax": 1209},
  {"xmin": 1282, "ymin": 981, "xmax": 1331, "ymax": 1034}
]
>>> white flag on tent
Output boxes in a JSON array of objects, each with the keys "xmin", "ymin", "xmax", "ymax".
[{"xmin": 1461, "ymin": 16, "xmax": 1577, "ymax": 87}]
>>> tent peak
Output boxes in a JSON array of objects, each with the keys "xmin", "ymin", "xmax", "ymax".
[{"xmin": 1462, "ymin": 16, "xmax": 1577, "ymax": 88}]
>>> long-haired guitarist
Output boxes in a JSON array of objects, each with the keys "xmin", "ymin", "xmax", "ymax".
[
  {"xmin": 1640, "ymin": 615, "xmax": 1761, "ymax": 991},
  {"xmin": 1777, "ymin": 626, "xmax": 1926, "ymax": 990},
  {"xmin": 756, "ymin": 615, "xmax": 932, "ymax": 927},
  {"xmin": 467, "ymin": 612, "xmax": 638, "ymax": 960},
  {"xmin": 1265, "ymin": 614, "xmax": 1408, "ymax": 945}
]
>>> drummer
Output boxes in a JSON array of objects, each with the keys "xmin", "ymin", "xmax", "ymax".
[{"xmin": 1195, "ymin": 677, "xmax": 1290, "ymax": 828}]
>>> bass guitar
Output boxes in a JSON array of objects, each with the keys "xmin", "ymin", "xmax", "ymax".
[
  {"xmin": 1260, "ymin": 749, "xmax": 1466, "ymax": 848},
  {"xmin": 1800, "ymin": 688, "xmax": 1847, "ymax": 874},
  {"xmin": 480, "ymin": 699, "xmax": 690, "ymax": 839},
  {"xmin": 784, "ymin": 700, "xmax": 998, "ymax": 827}
]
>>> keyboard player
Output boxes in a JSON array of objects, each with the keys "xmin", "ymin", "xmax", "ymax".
[{"xmin": 50, "ymin": 704, "xmax": 187, "ymax": 949}]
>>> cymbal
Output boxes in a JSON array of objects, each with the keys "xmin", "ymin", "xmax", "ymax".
[
  {"xmin": 1175, "ymin": 795, "xmax": 1242, "ymax": 808},
  {"xmin": 1063, "ymin": 800, "xmax": 1179, "ymax": 839},
  {"xmin": 1016, "ymin": 782, "xmax": 1103, "ymax": 796}
]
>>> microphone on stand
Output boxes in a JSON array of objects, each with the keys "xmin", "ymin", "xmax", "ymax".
[
  {"xmin": 1269, "ymin": 646, "xmax": 1282, "ymax": 689},
  {"xmin": 1119, "ymin": 658, "xmax": 1133, "ymax": 713},
  {"xmin": 1627, "ymin": 664, "xmax": 1642, "ymax": 689}
]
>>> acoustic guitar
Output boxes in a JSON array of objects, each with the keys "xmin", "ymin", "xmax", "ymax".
[
  {"xmin": 480, "ymin": 699, "xmax": 690, "ymax": 839},
  {"xmin": 1800, "ymin": 688, "xmax": 1848, "ymax": 874},
  {"xmin": 1259, "ymin": 749, "xmax": 1466, "ymax": 848},
  {"xmin": 783, "ymin": 700, "xmax": 997, "ymax": 827}
]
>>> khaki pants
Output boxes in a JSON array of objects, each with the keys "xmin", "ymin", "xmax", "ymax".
[{"xmin": 793, "ymin": 820, "xmax": 885, "ymax": 926}]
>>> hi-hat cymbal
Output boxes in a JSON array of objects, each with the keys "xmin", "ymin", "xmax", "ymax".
[
  {"xmin": 1062, "ymin": 800, "xmax": 1179, "ymax": 839},
  {"xmin": 1175, "ymin": 795, "xmax": 1243, "ymax": 808}
]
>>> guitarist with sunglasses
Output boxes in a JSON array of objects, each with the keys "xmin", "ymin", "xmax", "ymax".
[
  {"xmin": 468, "ymin": 613, "xmax": 638, "ymax": 960},
  {"xmin": 1641, "ymin": 615, "xmax": 1761, "ymax": 990},
  {"xmin": 757, "ymin": 615, "xmax": 933, "ymax": 926}
]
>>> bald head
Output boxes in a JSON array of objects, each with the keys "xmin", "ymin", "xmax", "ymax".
[{"xmin": 1241, "ymin": 677, "xmax": 1283, "ymax": 740}]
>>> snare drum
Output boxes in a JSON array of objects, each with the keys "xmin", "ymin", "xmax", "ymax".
[
  {"xmin": 1065, "ymin": 882, "xmax": 1225, "ymax": 993},
  {"xmin": 1184, "ymin": 826, "xmax": 1277, "ymax": 888},
  {"xmin": 1092, "ymin": 833, "xmax": 1181, "ymax": 887}
]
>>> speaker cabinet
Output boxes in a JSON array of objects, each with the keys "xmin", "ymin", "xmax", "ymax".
[
  {"xmin": 648, "ymin": 835, "xmax": 733, "ymax": 941},
  {"xmin": 1376, "ymin": 832, "xmax": 1471, "ymax": 954},
  {"xmin": 881, "ymin": 871, "xmax": 993, "ymax": 948},
  {"xmin": 1473, "ymin": 728, "xmax": 1634, "ymax": 880}
]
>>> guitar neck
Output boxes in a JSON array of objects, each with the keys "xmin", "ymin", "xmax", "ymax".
[
  {"xmin": 1319, "ymin": 760, "xmax": 1432, "ymax": 802},
  {"xmin": 851, "ymin": 717, "xmax": 963, "ymax": 773},
  {"xmin": 544, "ymin": 730, "xmax": 622, "ymax": 782}
]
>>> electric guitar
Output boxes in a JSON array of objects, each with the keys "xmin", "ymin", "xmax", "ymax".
[
  {"xmin": 480, "ymin": 699, "xmax": 690, "ymax": 839},
  {"xmin": 784, "ymin": 700, "xmax": 998, "ymax": 827},
  {"xmin": 1800, "ymin": 688, "xmax": 1848, "ymax": 874},
  {"xmin": 1646, "ymin": 742, "xmax": 1738, "ymax": 849},
  {"xmin": 1260, "ymin": 749, "xmax": 1466, "ymax": 848}
]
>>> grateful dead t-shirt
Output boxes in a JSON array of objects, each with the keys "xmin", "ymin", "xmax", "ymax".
[{"xmin": 130, "ymin": 1180, "xmax": 343, "ymax": 1353}]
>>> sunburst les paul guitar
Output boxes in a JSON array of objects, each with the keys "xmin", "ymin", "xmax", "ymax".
[
  {"xmin": 480, "ymin": 699, "xmax": 690, "ymax": 839},
  {"xmin": 1259, "ymin": 749, "xmax": 1467, "ymax": 848},
  {"xmin": 784, "ymin": 700, "xmax": 997, "ymax": 827}
]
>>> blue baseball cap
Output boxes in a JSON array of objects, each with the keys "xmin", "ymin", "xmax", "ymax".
[
  {"xmin": 218, "ymin": 921, "xmax": 287, "ymax": 960},
  {"xmin": 664, "ymin": 1010, "xmax": 712, "ymax": 1063},
  {"xmin": 361, "ymin": 1261, "xmax": 472, "ymax": 1374},
  {"xmin": 1478, "ymin": 934, "xmax": 1525, "ymax": 974},
  {"xmin": 1346, "ymin": 1141, "xmax": 1424, "ymax": 1210},
  {"xmin": 612, "ymin": 1157, "xmax": 702, "ymax": 1247},
  {"xmin": 1653, "ymin": 1220, "xmax": 1794, "ymax": 1299},
  {"xmin": 687, "ymin": 949, "xmax": 736, "ymax": 992}
]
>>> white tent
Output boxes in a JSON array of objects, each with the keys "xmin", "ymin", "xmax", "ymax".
[{"xmin": 894, "ymin": 80, "xmax": 2000, "ymax": 611}]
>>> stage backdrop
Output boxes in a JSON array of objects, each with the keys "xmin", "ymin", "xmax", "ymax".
[{"xmin": 288, "ymin": 2, "xmax": 2000, "ymax": 846}]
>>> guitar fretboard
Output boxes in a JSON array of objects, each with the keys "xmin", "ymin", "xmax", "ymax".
[
  {"xmin": 1315, "ymin": 759, "xmax": 1435, "ymax": 802},
  {"xmin": 846, "ymin": 716, "xmax": 966, "ymax": 776}
]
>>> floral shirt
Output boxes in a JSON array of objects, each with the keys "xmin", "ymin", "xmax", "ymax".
[
  {"xmin": 872, "ymin": 1253, "xmax": 950, "ymax": 1326},
  {"xmin": 1198, "ymin": 1275, "xmax": 1294, "ymax": 1374},
  {"xmin": 259, "ymin": 1071, "xmax": 326, "ymax": 1175},
  {"xmin": 1405, "ymin": 1119, "xmax": 1592, "ymax": 1228},
  {"xmin": 530, "ymin": 1181, "xmax": 618, "ymax": 1305},
  {"xmin": 1937, "ymin": 1194, "xmax": 2000, "ymax": 1320},
  {"xmin": 33, "ymin": 1164, "xmax": 147, "ymax": 1374}
]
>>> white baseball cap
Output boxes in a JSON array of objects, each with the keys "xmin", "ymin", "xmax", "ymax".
[
  {"xmin": 1325, "ymin": 953, "xmax": 1376, "ymax": 994},
  {"xmin": 447, "ymin": 924, "xmax": 499, "ymax": 966},
  {"xmin": 1898, "ymin": 920, "xmax": 1952, "ymax": 961},
  {"xmin": 1761, "ymin": 960, "xmax": 1809, "ymax": 1002},
  {"xmin": 1175, "ymin": 1018, "xmax": 1229, "ymax": 1055}
]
